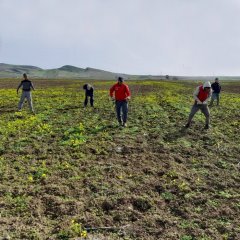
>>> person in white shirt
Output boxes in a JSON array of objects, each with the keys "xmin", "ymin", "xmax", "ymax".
[{"xmin": 185, "ymin": 81, "xmax": 212, "ymax": 129}]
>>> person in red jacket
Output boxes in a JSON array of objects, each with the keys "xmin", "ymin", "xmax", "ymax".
[
  {"xmin": 185, "ymin": 81, "xmax": 212, "ymax": 129},
  {"xmin": 110, "ymin": 77, "xmax": 131, "ymax": 127}
]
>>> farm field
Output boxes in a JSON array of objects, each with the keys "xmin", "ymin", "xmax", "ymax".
[{"xmin": 0, "ymin": 79, "xmax": 239, "ymax": 240}]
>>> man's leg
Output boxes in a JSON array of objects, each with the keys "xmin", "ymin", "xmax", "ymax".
[
  {"xmin": 201, "ymin": 105, "xmax": 210, "ymax": 128},
  {"xmin": 84, "ymin": 96, "xmax": 88, "ymax": 107},
  {"xmin": 115, "ymin": 101, "xmax": 122, "ymax": 124},
  {"xmin": 216, "ymin": 93, "xmax": 220, "ymax": 106},
  {"xmin": 90, "ymin": 96, "xmax": 94, "ymax": 107},
  {"xmin": 26, "ymin": 92, "xmax": 34, "ymax": 112},
  {"xmin": 209, "ymin": 97, "xmax": 214, "ymax": 106},
  {"xmin": 18, "ymin": 92, "xmax": 26, "ymax": 110},
  {"xmin": 122, "ymin": 101, "xmax": 128, "ymax": 125},
  {"xmin": 186, "ymin": 104, "xmax": 200, "ymax": 127}
]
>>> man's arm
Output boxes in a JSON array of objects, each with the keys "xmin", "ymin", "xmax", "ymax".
[
  {"xmin": 193, "ymin": 86, "xmax": 201, "ymax": 103},
  {"xmin": 125, "ymin": 85, "xmax": 131, "ymax": 100},
  {"xmin": 17, "ymin": 82, "xmax": 22, "ymax": 94},
  {"xmin": 110, "ymin": 85, "xmax": 115, "ymax": 98},
  {"xmin": 30, "ymin": 82, "xmax": 35, "ymax": 90}
]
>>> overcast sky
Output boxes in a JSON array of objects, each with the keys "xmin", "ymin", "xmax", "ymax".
[{"xmin": 1, "ymin": 0, "xmax": 240, "ymax": 76}]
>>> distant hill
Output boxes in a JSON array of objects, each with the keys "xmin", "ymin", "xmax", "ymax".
[
  {"xmin": 0, "ymin": 63, "xmax": 240, "ymax": 80},
  {"xmin": 0, "ymin": 63, "xmax": 135, "ymax": 80}
]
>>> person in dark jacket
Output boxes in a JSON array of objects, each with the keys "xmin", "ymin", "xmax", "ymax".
[
  {"xmin": 209, "ymin": 78, "xmax": 221, "ymax": 106},
  {"xmin": 17, "ymin": 73, "xmax": 35, "ymax": 112},
  {"xmin": 110, "ymin": 77, "xmax": 131, "ymax": 127},
  {"xmin": 83, "ymin": 84, "xmax": 94, "ymax": 107}
]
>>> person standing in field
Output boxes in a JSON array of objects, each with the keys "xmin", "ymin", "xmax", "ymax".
[
  {"xmin": 209, "ymin": 77, "xmax": 221, "ymax": 106},
  {"xmin": 17, "ymin": 73, "xmax": 35, "ymax": 112},
  {"xmin": 110, "ymin": 77, "xmax": 131, "ymax": 127},
  {"xmin": 185, "ymin": 81, "xmax": 212, "ymax": 129},
  {"xmin": 83, "ymin": 83, "xmax": 94, "ymax": 107}
]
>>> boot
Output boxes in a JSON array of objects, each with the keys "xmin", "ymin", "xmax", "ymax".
[{"xmin": 204, "ymin": 124, "xmax": 209, "ymax": 129}]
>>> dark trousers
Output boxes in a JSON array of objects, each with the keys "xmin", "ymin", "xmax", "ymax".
[
  {"xmin": 116, "ymin": 100, "xmax": 128, "ymax": 123},
  {"xmin": 84, "ymin": 95, "xmax": 94, "ymax": 107},
  {"xmin": 188, "ymin": 103, "xmax": 210, "ymax": 125}
]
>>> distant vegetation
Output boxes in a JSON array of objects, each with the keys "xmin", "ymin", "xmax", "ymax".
[{"xmin": 1, "ymin": 63, "xmax": 240, "ymax": 81}]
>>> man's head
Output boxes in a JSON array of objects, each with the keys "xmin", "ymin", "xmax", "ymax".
[
  {"xmin": 23, "ymin": 73, "xmax": 28, "ymax": 80},
  {"xmin": 203, "ymin": 81, "xmax": 211, "ymax": 93},
  {"xmin": 215, "ymin": 77, "xmax": 219, "ymax": 83},
  {"xmin": 87, "ymin": 84, "xmax": 91, "ymax": 90},
  {"xmin": 117, "ymin": 77, "xmax": 124, "ymax": 85}
]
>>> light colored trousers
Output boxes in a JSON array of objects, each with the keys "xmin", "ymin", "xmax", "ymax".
[
  {"xmin": 210, "ymin": 93, "xmax": 220, "ymax": 106},
  {"xmin": 18, "ymin": 91, "xmax": 34, "ymax": 111}
]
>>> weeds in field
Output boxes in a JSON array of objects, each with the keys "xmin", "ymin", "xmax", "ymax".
[{"xmin": 0, "ymin": 80, "xmax": 239, "ymax": 239}]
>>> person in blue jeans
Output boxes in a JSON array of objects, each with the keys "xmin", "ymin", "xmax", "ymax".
[
  {"xmin": 110, "ymin": 77, "xmax": 131, "ymax": 127},
  {"xmin": 209, "ymin": 78, "xmax": 221, "ymax": 106}
]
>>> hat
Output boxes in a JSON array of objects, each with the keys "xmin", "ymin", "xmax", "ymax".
[
  {"xmin": 203, "ymin": 81, "xmax": 211, "ymax": 88},
  {"xmin": 118, "ymin": 77, "xmax": 124, "ymax": 82}
]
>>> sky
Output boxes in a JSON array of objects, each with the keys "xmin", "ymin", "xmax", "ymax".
[{"xmin": 1, "ymin": 0, "xmax": 240, "ymax": 76}]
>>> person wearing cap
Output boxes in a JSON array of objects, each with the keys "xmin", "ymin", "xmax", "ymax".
[
  {"xmin": 185, "ymin": 81, "xmax": 212, "ymax": 129},
  {"xmin": 17, "ymin": 73, "xmax": 35, "ymax": 112},
  {"xmin": 110, "ymin": 77, "xmax": 131, "ymax": 127},
  {"xmin": 83, "ymin": 83, "xmax": 94, "ymax": 107},
  {"xmin": 209, "ymin": 78, "xmax": 221, "ymax": 106}
]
